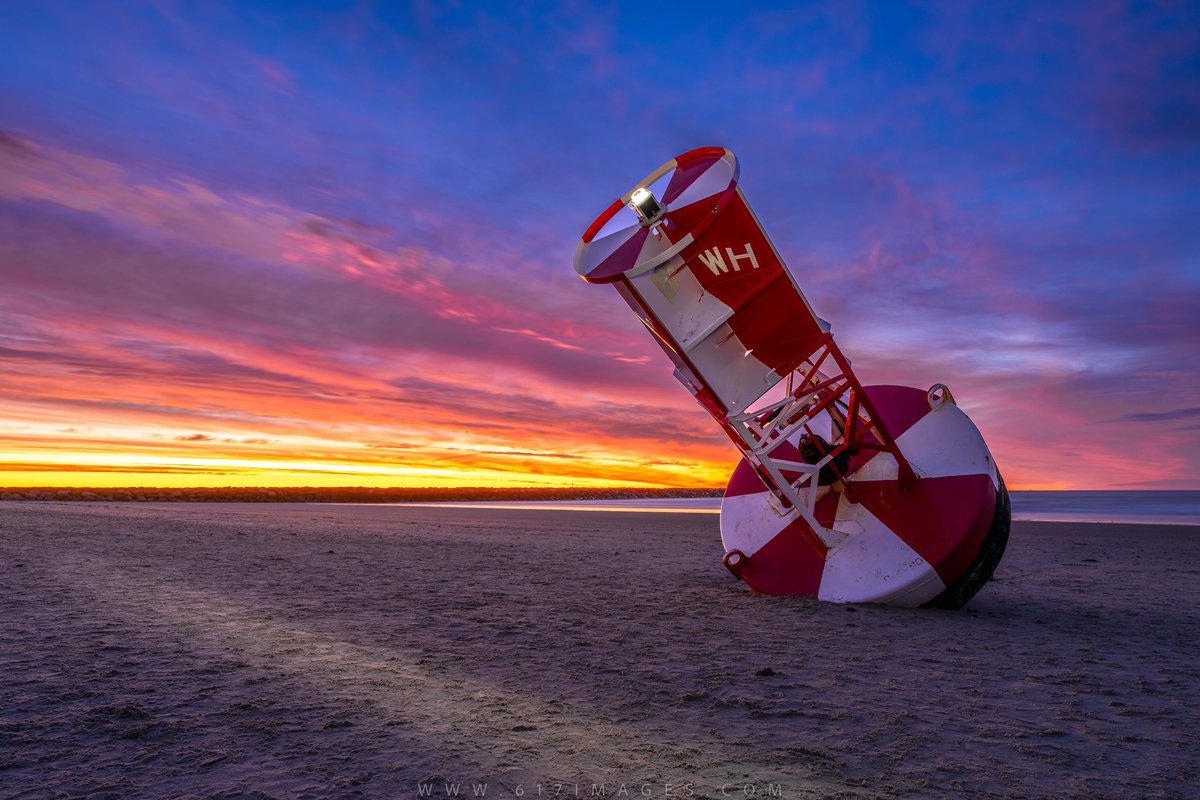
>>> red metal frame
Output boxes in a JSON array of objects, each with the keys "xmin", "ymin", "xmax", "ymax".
[
  {"xmin": 724, "ymin": 334, "xmax": 916, "ymax": 513},
  {"xmin": 619, "ymin": 271, "xmax": 917, "ymax": 542}
]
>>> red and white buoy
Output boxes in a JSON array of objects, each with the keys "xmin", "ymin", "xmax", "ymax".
[{"xmin": 575, "ymin": 147, "xmax": 1009, "ymax": 608}]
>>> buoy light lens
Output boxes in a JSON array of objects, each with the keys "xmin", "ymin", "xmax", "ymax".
[{"xmin": 629, "ymin": 186, "xmax": 664, "ymax": 225}]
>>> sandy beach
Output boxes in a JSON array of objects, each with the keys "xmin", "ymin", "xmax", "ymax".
[{"xmin": 1, "ymin": 502, "xmax": 1197, "ymax": 799}]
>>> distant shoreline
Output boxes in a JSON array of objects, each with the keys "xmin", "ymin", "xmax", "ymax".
[
  {"xmin": 6, "ymin": 488, "xmax": 1199, "ymax": 503},
  {"xmin": 0, "ymin": 486, "xmax": 726, "ymax": 503},
  {"xmin": 4, "ymin": 486, "xmax": 1199, "ymax": 526}
]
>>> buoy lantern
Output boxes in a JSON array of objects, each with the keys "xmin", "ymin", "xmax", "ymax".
[{"xmin": 574, "ymin": 147, "xmax": 1010, "ymax": 608}]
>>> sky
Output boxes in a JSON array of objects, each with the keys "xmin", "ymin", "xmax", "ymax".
[{"xmin": 0, "ymin": 0, "xmax": 1197, "ymax": 490}]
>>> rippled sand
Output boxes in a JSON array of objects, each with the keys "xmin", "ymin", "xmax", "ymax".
[{"xmin": 2, "ymin": 502, "xmax": 1197, "ymax": 798}]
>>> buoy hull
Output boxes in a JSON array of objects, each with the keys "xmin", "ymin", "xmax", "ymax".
[{"xmin": 720, "ymin": 385, "xmax": 1010, "ymax": 608}]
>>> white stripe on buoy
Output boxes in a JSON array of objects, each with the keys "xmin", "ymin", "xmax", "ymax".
[
  {"xmin": 852, "ymin": 402, "xmax": 1000, "ymax": 489},
  {"xmin": 720, "ymin": 484, "xmax": 833, "ymax": 558},
  {"xmin": 817, "ymin": 495, "xmax": 946, "ymax": 606}
]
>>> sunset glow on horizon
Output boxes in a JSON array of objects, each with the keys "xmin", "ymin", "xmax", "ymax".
[{"xmin": 2, "ymin": 2, "xmax": 1197, "ymax": 491}]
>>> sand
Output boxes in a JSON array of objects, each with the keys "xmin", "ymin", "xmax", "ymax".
[{"xmin": 1, "ymin": 502, "xmax": 1197, "ymax": 799}]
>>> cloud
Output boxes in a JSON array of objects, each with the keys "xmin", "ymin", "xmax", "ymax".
[
  {"xmin": 0, "ymin": 134, "xmax": 665, "ymax": 398},
  {"xmin": 1122, "ymin": 407, "xmax": 1200, "ymax": 424}
]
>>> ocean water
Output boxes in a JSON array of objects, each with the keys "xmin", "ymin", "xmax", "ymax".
[
  {"xmin": 1008, "ymin": 490, "xmax": 1200, "ymax": 526},
  {"xmin": 402, "ymin": 491, "xmax": 1200, "ymax": 525}
]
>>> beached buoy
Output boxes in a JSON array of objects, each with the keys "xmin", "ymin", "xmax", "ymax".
[
  {"xmin": 574, "ymin": 147, "xmax": 1010, "ymax": 608},
  {"xmin": 721, "ymin": 384, "xmax": 1010, "ymax": 607}
]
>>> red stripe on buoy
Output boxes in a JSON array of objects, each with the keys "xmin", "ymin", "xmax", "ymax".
[
  {"xmin": 853, "ymin": 473, "xmax": 997, "ymax": 586},
  {"xmin": 725, "ymin": 458, "xmax": 770, "ymax": 498},
  {"xmin": 662, "ymin": 151, "xmax": 725, "ymax": 204},
  {"xmin": 854, "ymin": 385, "xmax": 932, "ymax": 442},
  {"xmin": 587, "ymin": 225, "xmax": 651, "ymax": 282},
  {"xmin": 737, "ymin": 513, "xmax": 827, "ymax": 595}
]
